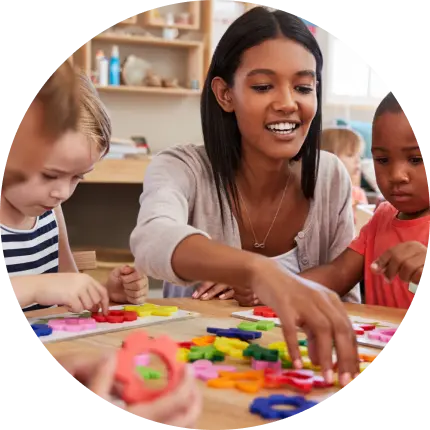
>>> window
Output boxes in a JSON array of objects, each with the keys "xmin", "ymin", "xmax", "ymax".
[{"xmin": 326, "ymin": 35, "xmax": 390, "ymax": 105}]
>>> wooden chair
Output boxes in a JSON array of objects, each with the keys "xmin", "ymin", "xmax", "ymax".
[{"xmin": 72, "ymin": 251, "xmax": 97, "ymax": 272}]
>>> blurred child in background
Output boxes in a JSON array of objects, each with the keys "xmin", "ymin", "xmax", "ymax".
[{"xmin": 321, "ymin": 127, "xmax": 368, "ymax": 221}]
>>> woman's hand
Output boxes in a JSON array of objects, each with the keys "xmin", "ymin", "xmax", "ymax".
[
  {"xmin": 192, "ymin": 282, "xmax": 235, "ymax": 300},
  {"xmin": 245, "ymin": 258, "xmax": 359, "ymax": 386}
]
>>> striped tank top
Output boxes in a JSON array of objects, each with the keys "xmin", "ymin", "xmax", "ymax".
[{"xmin": 1, "ymin": 210, "xmax": 59, "ymax": 311}]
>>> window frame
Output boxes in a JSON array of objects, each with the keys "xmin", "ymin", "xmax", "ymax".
[{"xmin": 325, "ymin": 34, "xmax": 388, "ymax": 107}]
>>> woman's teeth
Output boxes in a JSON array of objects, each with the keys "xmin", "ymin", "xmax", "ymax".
[{"xmin": 266, "ymin": 122, "xmax": 298, "ymax": 134}]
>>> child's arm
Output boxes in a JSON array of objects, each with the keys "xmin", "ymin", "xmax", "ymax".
[
  {"xmin": 300, "ymin": 249, "xmax": 365, "ymax": 297},
  {"xmin": 11, "ymin": 273, "xmax": 110, "ymax": 313},
  {"xmin": 54, "ymin": 206, "xmax": 79, "ymax": 273},
  {"xmin": 302, "ymin": 198, "xmax": 382, "ymax": 298},
  {"xmin": 12, "ymin": 275, "xmax": 44, "ymax": 308}
]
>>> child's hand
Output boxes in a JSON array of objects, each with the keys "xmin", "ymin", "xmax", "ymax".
[
  {"xmin": 371, "ymin": 241, "xmax": 427, "ymax": 284},
  {"xmin": 34, "ymin": 273, "xmax": 109, "ymax": 314},
  {"xmin": 106, "ymin": 265, "xmax": 148, "ymax": 305},
  {"xmin": 58, "ymin": 352, "xmax": 202, "ymax": 427}
]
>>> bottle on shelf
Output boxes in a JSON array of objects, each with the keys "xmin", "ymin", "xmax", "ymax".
[
  {"xmin": 109, "ymin": 45, "xmax": 121, "ymax": 86},
  {"xmin": 96, "ymin": 50, "xmax": 109, "ymax": 86}
]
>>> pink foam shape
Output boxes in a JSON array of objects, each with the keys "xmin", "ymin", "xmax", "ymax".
[
  {"xmin": 189, "ymin": 360, "xmax": 236, "ymax": 381},
  {"xmin": 48, "ymin": 317, "xmax": 97, "ymax": 332},
  {"xmin": 64, "ymin": 318, "xmax": 81, "ymax": 324},
  {"xmin": 48, "ymin": 320, "xmax": 66, "ymax": 328},
  {"xmin": 135, "ymin": 354, "xmax": 150, "ymax": 366},
  {"xmin": 368, "ymin": 328, "xmax": 396, "ymax": 343},
  {"xmin": 251, "ymin": 359, "xmax": 282, "ymax": 372}
]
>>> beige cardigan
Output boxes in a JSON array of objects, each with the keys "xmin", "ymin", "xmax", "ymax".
[{"xmin": 130, "ymin": 144, "xmax": 361, "ymax": 303}]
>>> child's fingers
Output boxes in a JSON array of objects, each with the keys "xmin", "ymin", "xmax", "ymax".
[
  {"xmin": 121, "ymin": 278, "xmax": 148, "ymax": 292},
  {"xmin": 86, "ymin": 285, "xmax": 104, "ymax": 310},
  {"xmin": 131, "ymin": 367, "xmax": 195, "ymax": 422},
  {"xmin": 398, "ymin": 255, "xmax": 424, "ymax": 283},
  {"xmin": 67, "ymin": 297, "xmax": 84, "ymax": 313},
  {"xmin": 121, "ymin": 272, "xmax": 143, "ymax": 285},
  {"xmin": 410, "ymin": 266, "xmax": 423, "ymax": 285},
  {"xmin": 88, "ymin": 354, "xmax": 117, "ymax": 400},
  {"xmin": 383, "ymin": 255, "xmax": 405, "ymax": 281},
  {"xmin": 93, "ymin": 282, "xmax": 110, "ymax": 314},
  {"xmin": 164, "ymin": 388, "xmax": 202, "ymax": 428},
  {"xmin": 79, "ymin": 290, "xmax": 97, "ymax": 311},
  {"xmin": 124, "ymin": 288, "xmax": 146, "ymax": 299},
  {"xmin": 120, "ymin": 265, "xmax": 135, "ymax": 276}
]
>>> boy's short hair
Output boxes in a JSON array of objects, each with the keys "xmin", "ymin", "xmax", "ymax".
[
  {"xmin": 373, "ymin": 92, "xmax": 403, "ymax": 123},
  {"xmin": 321, "ymin": 127, "xmax": 364, "ymax": 157}
]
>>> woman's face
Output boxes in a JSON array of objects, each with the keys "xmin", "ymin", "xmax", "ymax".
[{"xmin": 213, "ymin": 37, "xmax": 318, "ymax": 161}]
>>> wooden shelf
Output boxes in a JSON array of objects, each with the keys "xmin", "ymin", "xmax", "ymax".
[
  {"xmin": 95, "ymin": 85, "xmax": 201, "ymax": 96},
  {"xmin": 94, "ymin": 33, "xmax": 203, "ymax": 49},
  {"xmin": 71, "ymin": 3, "xmax": 205, "ymax": 92},
  {"xmin": 118, "ymin": 16, "xmax": 138, "ymax": 25},
  {"xmin": 83, "ymin": 158, "xmax": 151, "ymax": 184},
  {"xmin": 146, "ymin": 19, "xmax": 200, "ymax": 31},
  {"xmin": 144, "ymin": 1, "xmax": 201, "ymax": 31}
]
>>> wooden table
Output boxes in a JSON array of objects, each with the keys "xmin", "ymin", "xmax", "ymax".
[{"xmin": 27, "ymin": 299, "xmax": 406, "ymax": 429}]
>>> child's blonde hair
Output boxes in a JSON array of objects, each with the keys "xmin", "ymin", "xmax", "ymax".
[
  {"xmin": 321, "ymin": 127, "xmax": 364, "ymax": 157},
  {"xmin": 77, "ymin": 72, "xmax": 111, "ymax": 155},
  {"xmin": 39, "ymin": 67, "xmax": 111, "ymax": 151},
  {"xmin": 36, "ymin": 60, "xmax": 79, "ymax": 138}
]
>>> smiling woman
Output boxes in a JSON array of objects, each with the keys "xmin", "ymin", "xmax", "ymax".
[{"xmin": 131, "ymin": 6, "xmax": 361, "ymax": 386}]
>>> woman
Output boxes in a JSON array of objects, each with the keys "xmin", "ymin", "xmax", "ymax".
[{"xmin": 131, "ymin": 7, "xmax": 359, "ymax": 385}]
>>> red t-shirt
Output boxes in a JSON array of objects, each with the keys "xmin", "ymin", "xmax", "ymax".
[{"xmin": 349, "ymin": 202, "xmax": 429, "ymax": 309}]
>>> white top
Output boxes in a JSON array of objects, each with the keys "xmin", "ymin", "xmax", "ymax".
[{"xmin": 272, "ymin": 246, "xmax": 300, "ymax": 275}]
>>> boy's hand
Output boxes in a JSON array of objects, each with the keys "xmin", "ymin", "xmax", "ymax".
[
  {"xmin": 34, "ymin": 273, "xmax": 109, "ymax": 314},
  {"xmin": 371, "ymin": 241, "xmax": 427, "ymax": 284},
  {"xmin": 106, "ymin": 265, "xmax": 148, "ymax": 305}
]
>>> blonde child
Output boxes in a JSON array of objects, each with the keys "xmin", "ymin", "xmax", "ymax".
[
  {"xmin": 0, "ymin": 59, "xmax": 202, "ymax": 428},
  {"xmin": 302, "ymin": 93, "xmax": 428, "ymax": 308},
  {"xmin": 2, "ymin": 73, "xmax": 147, "ymax": 312},
  {"xmin": 321, "ymin": 127, "xmax": 368, "ymax": 210}
]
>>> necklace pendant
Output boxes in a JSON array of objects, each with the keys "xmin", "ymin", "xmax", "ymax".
[{"xmin": 254, "ymin": 243, "xmax": 265, "ymax": 249}]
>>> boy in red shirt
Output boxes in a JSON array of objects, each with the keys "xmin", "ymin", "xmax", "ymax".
[{"xmin": 302, "ymin": 92, "xmax": 428, "ymax": 309}]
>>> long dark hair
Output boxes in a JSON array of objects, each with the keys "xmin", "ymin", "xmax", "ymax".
[{"xmin": 201, "ymin": 7, "xmax": 323, "ymax": 224}]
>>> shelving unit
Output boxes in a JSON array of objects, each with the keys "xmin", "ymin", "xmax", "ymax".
[
  {"xmin": 143, "ymin": 2, "xmax": 201, "ymax": 30},
  {"xmin": 71, "ymin": 3, "xmax": 205, "ymax": 94}
]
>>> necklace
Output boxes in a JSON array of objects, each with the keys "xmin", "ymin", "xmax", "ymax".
[{"xmin": 237, "ymin": 172, "xmax": 291, "ymax": 249}]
